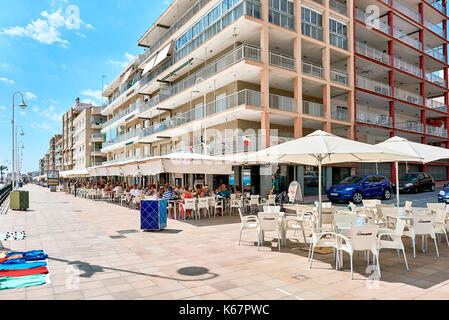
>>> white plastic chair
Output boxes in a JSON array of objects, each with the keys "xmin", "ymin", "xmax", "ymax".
[
  {"xmin": 405, "ymin": 213, "xmax": 440, "ymax": 258},
  {"xmin": 427, "ymin": 203, "xmax": 446, "ymax": 213},
  {"xmin": 379, "ymin": 207, "xmax": 399, "ymax": 229},
  {"xmin": 181, "ymin": 198, "xmax": 197, "ymax": 220},
  {"xmin": 229, "ymin": 194, "xmax": 241, "ymax": 215},
  {"xmin": 338, "ymin": 225, "xmax": 380, "ymax": 280},
  {"xmin": 245, "ymin": 195, "xmax": 260, "ymax": 214},
  {"xmin": 208, "ymin": 197, "xmax": 223, "ymax": 217},
  {"xmin": 238, "ymin": 208, "xmax": 258, "ymax": 246},
  {"xmin": 197, "ymin": 198, "xmax": 210, "ymax": 219},
  {"xmin": 257, "ymin": 212, "xmax": 281, "ymax": 252},
  {"xmin": 263, "ymin": 206, "xmax": 281, "ymax": 213},
  {"xmin": 434, "ymin": 210, "xmax": 449, "ymax": 247},
  {"xmin": 377, "ymin": 219, "xmax": 410, "ymax": 273},
  {"xmin": 405, "ymin": 201, "xmax": 413, "ymax": 214},
  {"xmin": 308, "ymin": 215, "xmax": 339, "ymax": 270}
]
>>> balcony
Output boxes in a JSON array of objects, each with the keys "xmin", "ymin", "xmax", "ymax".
[
  {"xmin": 173, "ymin": 0, "xmax": 261, "ymax": 62},
  {"xmin": 427, "ymin": 125, "xmax": 448, "ymax": 137},
  {"xmin": 269, "ymin": 51, "xmax": 295, "ymax": 71},
  {"xmin": 393, "ymin": 27, "xmax": 422, "ymax": 50},
  {"xmin": 356, "ymin": 41, "xmax": 391, "ymax": 65},
  {"xmin": 103, "ymin": 74, "xmax": 141, "ymax": 110},
  {"xmin": 159, "ymin": 44, "xmax": 261, "ymax": 103},
  {"xmin": 141, "ymin": 89, "xmax": 262, "ymax": 139},
  {"xmin": 330, "ymin": 32, "xmax": 348, "ymax": 50},
  {"xmin": 140, "ymin": 0, "xmax": 212, "ymax": 63},
  {"xmin": 332, "ymin": 108, "xmax": 349, "ymax": 121},
  {"xmin": 426, "ymin": 73, "xmax": 447, "ymax": 87},
  {"xmin": 102, "ymin": 100, "xmax": 141, "ymax": 132},
  {"xmin": 302, "ymin": 20, "xmax": 323, "ymax": 41},
  {"xmin": 303, "ymin": 101, "xmax": 324, "ymax": 117},
  {"xmin": 357, "ymin": 111, "xmax": 393, "ymax": 127},
  {"xmin": 356, "ymin": 76, "xmax": 392, "ymax": 96},
  {"xmin": 424, "ymin": 17, "xmax": 445, "ymax": 37},
  {"xmin": 270, "ymin": 94, "xmax": 295, "ymax": 112},
  {"xmin": 394, "ymin": 57, "xmax": 422, "ymax": 78},
  {"xmin": 426, "ymin": 99, "xmax": 448, "ymax": 112},
  {"xmin": 91, "ymin": 132, "xmax": 103, "ymax": 142},
  {"xmin": 102, "ymin": 130, "xmax": 141, "ymax": 150},
  {"xmin": 331, "ymin": 70, "xmax": 349, "ymax": 86},
  {"xmin": 396, "ymin": 121, "xmax": 424, "ymax": 133},
  {"xmin": 395, "ymin": 88, "xmax": 423, "ymax": 105},
  {"xmin": 424, "ymin": 46, "xmax": 446, "ymax": 62},
  {"xmin": 302, "ymin": 61, "xmax": 324, "ymax": 79},
  {"xmin": 392, "ymin": 0, "xmax": 421, "ymax": 23},
  {"xmin": 355, "ymin": 8, "xmax": 391, "ymax": 35},
  {"xmin": 427, "ymin": 0, "xmax": 446, "ymax": 15},
  {"xmin": 330, "ymin": 0, "xmax": 347, "ymax": 15}
]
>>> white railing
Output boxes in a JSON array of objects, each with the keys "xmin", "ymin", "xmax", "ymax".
[
  {"xmin": 425, "ymin": 46, "xmax": 446, "ymax": 62},
  {"xmin": 355, "ymin": 8, "xmax": 391, "ymax": 35},
  {"xmin": 102, "ymin": 130, "xmax": 141, "ymax": 149},
  {"xmin": 356, "ymin": 76, "xmax": 391, "ymax": 96},
  {"xmin": 424, "ymin": 17, "xmax": 445, "ymax": 37},
  {"xmin": 102, "ymin": 101, "xmax": 140, "ymax": 129},
  {"xmin": 356, "ymin": 41, "xmax": 391, "ymax": 65},
  {"xmin": 426, "ymin": 99, "xmax": 447, "ymax": 112},
  {"xmin": 269, "ymin": 51, "xmax": 295, "ymax": 71},
  {"xmin": 395, "ymin": 88, "xmax": 423, "ymax": 105},
  {"xmin": 331, "ymin": 70, "xmax": 349, "ymax": 86},
  {"xmin": 393, "ymin": 27, "xmax": 422, "ymax": 50},
  {"xmin": 303, "ymin": 101, "xmax": 324, "ymax": 117},
  {"xmin": 394, "ymin": 57, "xmax": 422, "ymax": 77},
  {"xmin": 332, "ymin": 108, "xmax": 349, "ymax": 121},
  {"xmin": 392, "ymin": 0, "xmax": 421, "ymax": 23},
  {"xmin": 396, "ymin": 121, "xmax": 424, "ymax": 133},
  {"xmin": 302, "ymin": 61, "xmax": 324, "ymax": 79},
  {"xmin": 426, "ymin": 73, "xmax": 447, "ymax": 87},
  {"xmin": 91, "ymin": 132, "xmax": 103, "ymax": 139},
  {"xmin": 357, "ymin": 111, "xmax": 393, "ymax": 127},
  {"xmin": 427, "ymin": 125, "xmax": 448, "ymax": 137},
  {"xmin": 330, "ymin": 0, "xmax": 347, "ymax": 15}
]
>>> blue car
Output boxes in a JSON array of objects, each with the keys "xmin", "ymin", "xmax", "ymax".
[
  {"xmin": 327, "ymin": 175, "xmax": 393, "ymax": 204},
  {"xmin": 438, "ymin": 186, "xmax": 449, "ymax": 203}
]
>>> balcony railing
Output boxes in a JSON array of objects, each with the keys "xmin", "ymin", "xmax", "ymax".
[
  {"xmin": 357, "ymin": 111, "xmax": 393, "ymax": 127},
  {"xmin": 396, "ymin": 121, "xmax": 424, "ymax": 133},
  {"xmin": 426, "ymin": 73, "xmax": 447, "ymax": 87},
  {"xmin": 302, "ymin": 61, "xmax": 324, "ymax": 79},
  {"xmin": 102, "ymin": 130, "xmax": 141, "ymax": 149},
  {"xmin": 269, "ymin": 51, "xmax": 295, "ymax": 71},
  {"xmin": 355, "ymin": 8, "xmax": 391, "ymax": 35},
  {"xmin": 102, "ymin": 100, "xmax": 140, "ymax": 130},
  {"xmin": 356, "ymin": 76, "xmax": 391, "ymax": 96},
  {"xmin": 426, "ymin": 99, "xmax": 448, "ymax": 112},
  {"xmin": 303, "ymin": 101, "xmax": 324, "ymax": 117},
  {"xmin": 332, "ymin": 108, "xmax": 349, "ymax": 121},
  {"xmin": 395, "ymin": 88, "xmax": 423, "ymax": 105},
  {"xmin": 160, "ymin": 44, "xmax": 261, "ymax": 103},
  {"xmin": 392, "ymin": 0, "xmax": 421, "ymax": 23},
  {"xmin": 104, "ymin": 74, "xmax": 141, "ymax": 109},
  {"xmin": 140, "ymin": 0, "xmax": 212, "ymax": 63},
  {"xmin": 91, "ymin": 132, "xmax": 103, "ymax": 139},
  {"xmin": 393, "ymin": 27, "xmax": 422, "ymax": 50},
  {"xmin": 302, "ymin": 20, "xmax": 323, "ymax": 41},
  {"xmin": 330, "ymin": 0, "xmax": 347, "ymax": 15},
  {"xmin": 425, "ymin": 46, "xmax": 446, "ymax": 62},
  {"xmin": 331, "ymin": 70, "xmax": 349, "ymax": 86},
  {"xmin": 427, "ymin": 125, "xmax": 448, "ymax": 137},
  {"xmin": 394, "ymin": 57, "xmax": 422, "ymax": 77},
  {"xmin": 424, "ymin": 17, "xmax": 445, "ymax": 37},
  {"xmin": 356, "ymin": 41, "xmax": 391, "ymax": 65},
  {"xmin": 429, "ymin": 0, "xmax": 445, "ymax": 14},
  {"xmin": 270, "ymin": 94, "xmax": 295, "ymax": 112},
  {"xmin": 141, "ymin": 89, "xmax": 262, "ymax": 138}
]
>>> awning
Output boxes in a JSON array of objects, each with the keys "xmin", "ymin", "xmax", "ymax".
[
  {"xmin": 142, "ymin": 56, "xmax": 157, "ymax": 76},
  {"xmin": 161, "ymin": 58, "xmax": 193, "ymax": 81},
  {"xmin": 160, "ymin": 152, "xmax": 232, "ymax": 175},
  {"xmin": 120, "ymin": 164, "xmax": 140, "ymax": 177},
  {"xmin": 121, "ymin": 67, "xmax": 134, "ymax": 85},
  {"xmin": 138, "ymin": 159, "xmax": 164, "ymax": 176},
  {"xmin": 154, "ymin": 42, "xmax": 172, "ymax": 68},
  {"xmin": 96, "ymin": 167, "xmax": 108, "ymax": 176},
  {"xmin": 106, "ymin": 166, "xmax": 122, "ymax": 176},
  {"xmin": 87, "ymin": 168, "xmax": 97, "ymax": 176}
]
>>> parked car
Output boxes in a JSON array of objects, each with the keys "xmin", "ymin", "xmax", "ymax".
[
  {"xmin": 394, "ymin": 172, "xmax": 435, "ymax": 194},
  {"xmin": 438, "ymin": 186, "xmax": 449, "ymax": 203},
  {"xmin": 326, "ymin": 175, "xmax": 393, "ymax": 204}
]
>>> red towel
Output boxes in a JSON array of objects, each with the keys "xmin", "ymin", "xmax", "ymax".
[{"xmin": 0, "ymin": 266, "xmax": 49, "ymax": 278}]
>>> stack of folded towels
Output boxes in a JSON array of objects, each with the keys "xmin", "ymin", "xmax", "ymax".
[{"xmin": 0, "ymin": 250, "xmax": 49, "ymax": 290}]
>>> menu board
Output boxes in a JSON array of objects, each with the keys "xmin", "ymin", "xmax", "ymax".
[
  {"xmin": 47, "ymin": 171, "xmax": 59, "ymax": 187},
  {"xmin": 288, "ymin": 181, "xmax": 303, "ymax": 203}
]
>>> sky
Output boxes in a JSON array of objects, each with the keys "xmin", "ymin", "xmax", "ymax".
[{"xmin": 0, "ymin": 0, "xmax": 172, "ymax": 174}]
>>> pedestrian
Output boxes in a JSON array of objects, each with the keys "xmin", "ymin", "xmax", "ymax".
[{"xmin": 271, "ymin": 175, "xmax": 280, "ymax": 195}]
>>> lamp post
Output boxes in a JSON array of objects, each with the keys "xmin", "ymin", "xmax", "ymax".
[
  {"xmin": 16, "ymin": 126, "xmax": 24, "ymax": 188},
  {"xmin": 192, "ymin": 77, "xmax": 207, "ymax": 155},
  {"xmin": 11, "ymin": 92, "xmax": 27, "ymax": 189},
  {"xmin": 17, "ymin": 140, "xmax": 24, "ymax": 186}
]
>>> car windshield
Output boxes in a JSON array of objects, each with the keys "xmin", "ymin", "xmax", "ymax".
[
  {"xmin": 339, "ymin": 176, "xmax": 364, "ymax": 185},
  {"xmin": 400, "ymin": 174, "xmax": 417, "ymax": 181}
]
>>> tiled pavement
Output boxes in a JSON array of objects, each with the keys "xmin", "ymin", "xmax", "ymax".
[{"xmin": 1, "ymin": 185, "xmax": 449, "ymax": 300}]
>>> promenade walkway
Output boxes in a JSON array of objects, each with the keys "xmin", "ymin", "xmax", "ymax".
[{"xmin": 0, "ymin": 184, "xmax": 449, "ymax": 300}]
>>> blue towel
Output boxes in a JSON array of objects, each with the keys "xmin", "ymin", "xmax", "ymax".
[
  {"xmin": 2, "ymin": 258, "xmax": 26, "ymax": 265},
  {"xmin": 0, "ymin": 261, "xmax": 47, "ymax": 270},
  {"xmin": 6, "ymin": 250, "xmax": 48, "ymax": 261}
]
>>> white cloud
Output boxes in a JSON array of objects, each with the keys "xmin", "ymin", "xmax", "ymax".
[
  {"xmin": 81, "ymin": 98, "xmax": 97, "ymax": 105},
  {"xmin": 0, "ymin": 77, "xmax": 14, "ymax": 85},
  {"xmin": 85, "ymin": 23, "xmax": 94, "ymax": 30},
  {"xmin": 0, "ymin": 62, "xmax": 8, "ymax": 68},
  {"xmin": 61, "ymin": 65, "xmax": 67, "ymax": 70},
  {"xmin": 25, "ymin": 92, "xmax": 37, "ymax": 100},
  {"xmin": 81, "ymin": 89, "xmax": 102, "ymax": 100},
  {"xmin": 0, "ymin": 106, "xmax": 6, "ymax": 110},
  {"xmin": 31, "ymin": 121, "xmax": 53, "ymax": 132},
  {"xmin": 32, "ymin": 105, "xmax": 62, "ymax": 122},
  {"xmin": 108, "ymin": 52, "xmax": 135, "ymax": 68}
]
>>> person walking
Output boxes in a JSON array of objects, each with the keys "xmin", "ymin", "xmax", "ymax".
[{"xmin": 271, "ymin": 175, "xmax": 280, "ymax": 195}]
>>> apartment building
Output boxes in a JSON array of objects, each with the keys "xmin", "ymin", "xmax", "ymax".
[
  {"xmin": 47, "ymin": 134, "xmax": 62, "ymax": 172},
  {"xmin": 72, "ymin": 105, "xmax": 107, "ymax": 170},
  {"xmin": 55, "ymin": 136, "xmax": 63, "ymax": 172},
  {"xmin": 39, "ymin": 158, "xmax": 45, "ymax": 176},
  {"xmin": 100, "ymin": 0, "xmax": 449, "ymax": 195}
]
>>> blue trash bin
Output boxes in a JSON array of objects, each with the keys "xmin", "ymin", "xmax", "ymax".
[
  {"xmin": 18, "ymin": 182, "xmax": 23, "ymax": 188},
  {"xmin": 140, "ymin": 199, "xmax": 167, "ymax": 231}
]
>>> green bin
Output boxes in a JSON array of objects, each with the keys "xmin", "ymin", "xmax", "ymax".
[{"xmin": 10, "ymin": 191, "xmax": 29, "ymax": 211}]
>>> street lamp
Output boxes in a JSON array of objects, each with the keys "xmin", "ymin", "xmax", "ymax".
[
  {"xmin": 16, "ymin": 126, "xmax": 24, "ymax": 187},
  {"xmin": 192, "ymin": 77, "xmax": 207, "ymax": 155},
  {"xmin": 17, "ymin": 140, "xmax": 24, "ymax": 186},
  {"xmin": 11, "ymin": 92, "xmax": 27, "ymax": 189}
]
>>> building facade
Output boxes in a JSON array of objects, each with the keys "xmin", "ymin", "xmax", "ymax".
[{"xmin": 98, "ymin": 0, "xmax": 448, "ymax": 194}]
